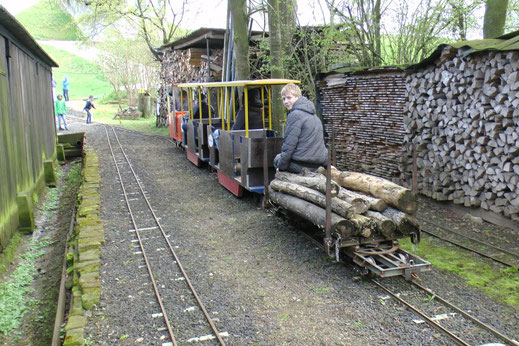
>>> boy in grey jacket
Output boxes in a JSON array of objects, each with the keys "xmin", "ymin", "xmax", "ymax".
[{"xmin": 274, "ymin": 83, "xmax": 327, "ymax": 173}]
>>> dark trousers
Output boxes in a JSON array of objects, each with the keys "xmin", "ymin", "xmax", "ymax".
[{"xmin": 63, "ymin": 89, "xmax": 69, "ymax": 101}]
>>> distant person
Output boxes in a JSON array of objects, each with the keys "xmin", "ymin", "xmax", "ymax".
[
  {"xmin": 231, "ymin": 88, "xmax": 264, "ymax": 131},
  {"xmin": 54, "ymin": 94, "xmax": 68, "ymax": 131},
  {"xmin": 273, "ymin": 83, "xmax": 327, "ymax": 173},
  {"xmin": 62, "ymin": 76, "xmax": 70, "ymax": 101},
  {"xmin": 83, "ymin": 95, "xmax": 96, "ymax": 124}
]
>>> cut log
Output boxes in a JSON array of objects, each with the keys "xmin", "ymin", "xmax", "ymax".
[
  {"xmin": 269, "ymin": 180, "xmax": 354, "ymax": 219},
  {"xmin": 337, "ymin": 188, "xmax": 387, "ymax": 212},
  {"xmin": 275, "ymin": 171, "xmax": 339, "ymax": 197},
  {"xmin": 268, "ymin": 190, "xmax": 355, "ymax": 237},
  {"xmin": 365, "ymin": 211, "xmax": 396, "ymax": 238},
  {"xmin": 318, "ymin": 166, "xmax": 417, "ymax": 214},
  {"xmin": 381, "ymin": 207, "xmax": 419, "ymax": 235},
  {"xmin": 349, "ymin": 214, "xmax": 376, "ymax": 238},
  {"xmin": 336, "ymin": 188, "xmax": 369, "ymax": 214}
]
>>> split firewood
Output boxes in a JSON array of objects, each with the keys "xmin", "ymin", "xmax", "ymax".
[
  {"xmin": 318, "ymin": 166, "xmax": 417, "ymax": 214},
  {"xmin": 365, "ymin": 211, "xmax": 396, "ymax": 238},
  {"xmin": 275, "ymin": 171, "xmax": 340, "ymax": 197},
  {"xmin": 381, "ymin": 207, "xmax": 419, "ymax": 235},
  {"xmin": 268, "ymin": 190, "xmax": 355, "ymax": 237},
  {"xmin": 269, "ymin": 180, "xmax": 354, "ymax": 219}
]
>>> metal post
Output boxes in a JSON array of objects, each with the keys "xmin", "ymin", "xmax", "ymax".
[
  {"xmin": 263, "ymin": 133, "xmax": 269, "ymax": 208},
  {"xmin": 324, "ymin": 146, "xmax": 333, "ymax": 256}
]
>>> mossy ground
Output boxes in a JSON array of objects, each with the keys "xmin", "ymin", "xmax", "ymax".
[
  {"xmin": 0, "ymin": 161, "xmax": 82, "ymax": 344},
  {"xmin": 400, "ymin": 237, "xmax": 519, "ymax": 309}
]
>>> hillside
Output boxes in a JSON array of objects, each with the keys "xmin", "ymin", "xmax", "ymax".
[
  {"xmin": 15, "ymin": 0, "xmax": 81, "ymax": 40},
  {"xmin": 40, "ymin": 44, "xmax": 112, "ymax": 100}
]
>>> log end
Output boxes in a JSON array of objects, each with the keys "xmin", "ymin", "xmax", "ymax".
[{"xmin": 398, "ymin": 190, "xmax": 418, "ymax": 214}]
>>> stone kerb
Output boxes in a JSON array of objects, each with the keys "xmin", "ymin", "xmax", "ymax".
[{"xmin": 63, "ymin": 149, "xmax": 104, "ymax": 346}]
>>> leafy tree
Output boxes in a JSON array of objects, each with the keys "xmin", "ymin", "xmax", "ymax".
[
  {"xmin": 59, "ymin": 0, "xmax": 188, "ymax": 60},
  {"xmin": 97, "ymin": 31, "xmax": 161, "ymax": 110}
]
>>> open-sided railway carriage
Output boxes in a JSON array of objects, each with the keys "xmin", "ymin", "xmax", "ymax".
[
  {"xmin": 168, "ymin": 79, "xmax": 431, "ymax": 280},
  {"xmin": 170, "ymin": 79, "xmax": 299, "ymax": 196}
]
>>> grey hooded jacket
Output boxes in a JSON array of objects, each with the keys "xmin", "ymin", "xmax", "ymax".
[{"xmin": 277, "ymin": 96, "xmax": 327, "ymax": 171}]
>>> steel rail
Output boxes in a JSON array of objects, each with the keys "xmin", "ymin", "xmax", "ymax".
[
  {"xmin": 371, "ymin": 279, "xmax": 470, "ymax": 346},
  {"xmin": 52, "ymin": 209, "xmax": 76, "ymax": 346},
  {"xmin": 104, "ymin": 126, "xmax": 178, "ymax": 345},
  {"xmin": 107, "ymin": 126, "xmax": 226, "ymax": 345},
  {"xmin": 288, "ymin": 222, "xmax": 512, "ymax": 346},
  {"xmin": 417, "ymin": 216, "xmax": 519, "ymax": 259},
  {"xmin": 418, "ymin": 227, "xmax": 516, "ymax": 267},
  {"xmin": 411, "ymin": 281, "xmax": 519, "ymax": 346}
]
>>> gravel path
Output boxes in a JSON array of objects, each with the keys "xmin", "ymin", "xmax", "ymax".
[{"xmin": 68, "ymin": 120, "xmax": 518, "ymax": 345}]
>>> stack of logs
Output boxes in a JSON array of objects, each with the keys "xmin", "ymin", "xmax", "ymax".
[
  {"xmin": 268, "ymin": 167, "xmax": 419, "ymax": 243},
  {"xmin": 158, "ymin": 48, "xmax": 224, "ymax": 125},
  {"xmin": 316, "ymin": 69, "xmax": 407, "ymax": 181},
  {"xmin": 404, "ymin": 47, "xmax": 519, "ymax": 220}
]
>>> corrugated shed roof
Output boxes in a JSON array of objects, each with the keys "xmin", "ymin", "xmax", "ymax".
[
  {"xmin": 0, "ymin": 5, "xmax": 58, "ymax": 67},
  {"xmin": 407, "ymin": 30, "xmax": 519, "ymax": 70},
  {"xmin": 158, "ymin": 27, "xmax": 266, "ymax": 51}
]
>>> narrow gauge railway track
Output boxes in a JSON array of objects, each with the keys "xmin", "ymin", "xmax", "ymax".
[
  {"xmin": 104, "ymin": 125, "xmax": 226, "ymax": 345},
  {"xmin": 416, "ymin": 216, "xmax": 519, "ymax": 268},
  {"xmin": 286, "ymin": 215, "xmax": 519, "ymax": 345}
]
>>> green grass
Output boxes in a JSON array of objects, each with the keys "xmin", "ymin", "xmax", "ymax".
[
  {"xmin": 0, "ymin": 237, "xmax": 50, "ymax": 334},
  {"xmin": 92, "ymin": 103, "xmax": 169, "ymax": 136},
  {"xmin": 400, "ymin": 238, "xmax": 519, "ymax": 309},
  {"xmin": 40, "ymin": 44, "xmax": 112, "ymax": 101},
  {"xmin": 16, "ymin": 0, "xmax": 81, "ymax": 41}
]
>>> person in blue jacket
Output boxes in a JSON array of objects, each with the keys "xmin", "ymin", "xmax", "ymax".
[
  {"xmin": 62, "ymin": 76, "xmax": 70, "ymax": 101},
  {"xmin": 274, "ymin": 83, "xmax": 327, "ymax": 173}
]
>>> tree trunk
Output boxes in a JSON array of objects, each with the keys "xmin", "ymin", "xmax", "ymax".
[
  {"xmin": 230, "ymin": 0, "xmax": 250, "ymax": 81},
  {"xmin": 268, "ymin": 190, "xmax": 355, "ymax": 235},
  {"xmin": 365, "ymin": 210, "xmax": 396, "ymax": 238},
  {"xmin": 268, "ymin": 0, "xmax": 285, "ymax": 134},
  {"xmin": 319, "ymin": 166, "xmax": 417, "ymax": 214},
  {"xmin": 381, "ymin": 207, "xmax": 419, "ymax": 235},
  {"xmin": 349, "ymin": 214, "xmax": 376, "ymax": 238},
  {"xmin": 275, "ymin": 171, "xmax": 340, "ymax": 196},
  {"xmin": 270, "ymin": 180, "xmax": 354, "ymax": 218},
  {"xmin": 336, "ymin": 188, "xmax": 370, "ymax": 214},
  {"xmin": 483, "ymin": 0, "xmax": 509, "ymax": 38}
]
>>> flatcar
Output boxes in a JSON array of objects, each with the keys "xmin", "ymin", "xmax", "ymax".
[{"xmin": 167, "ymin": 79, "xmax": 431, "ymax": 280}]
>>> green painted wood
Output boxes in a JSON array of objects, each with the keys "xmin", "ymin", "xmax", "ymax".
[{"xmin": 0, "ymin": 38, "xmax": 57, "ymax": 250}]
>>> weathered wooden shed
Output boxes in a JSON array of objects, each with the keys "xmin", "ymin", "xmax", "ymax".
[
  {"xmin": 0, "ymin": 5, "xmax": 59, "ymax": 250},
  {"xmin": 317, "ymin": 31, "xmax": 519, "ymax": 221}
]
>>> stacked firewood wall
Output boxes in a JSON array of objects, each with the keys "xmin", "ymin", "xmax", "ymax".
[
  {"xmin": 158, "ymin": 48, "xmax": 223, "ymax": 121},
  {"xmin": 404, "ymin": 47, "xmax": 519, "ymax": 220},
  {"xmin": 317, "ymin": 70, "xmax": 407, "ymax": 181}
]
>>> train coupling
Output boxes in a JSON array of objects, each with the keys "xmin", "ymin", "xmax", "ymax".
[{"xmin": 350, "ymin": 242, "xmax": 432, "ymax": 281}]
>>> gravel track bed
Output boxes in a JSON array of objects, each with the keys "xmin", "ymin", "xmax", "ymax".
[
  {"xmin": 68, "ymin": 121, "xmax": 518, "ymax": 345},
  {"xmin": 417, "ymin": 196, "xmax": 519, "ymax": 256}
]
